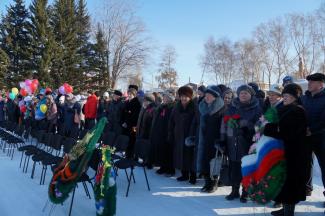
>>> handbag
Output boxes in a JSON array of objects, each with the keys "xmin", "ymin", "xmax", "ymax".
[
  {"xmin": 219, "ymin": 155, "xmax": 231, "ymax": 186},
  {"xmin": 74, "ymin": 109, "xmax": 81, "ymax": 124},
  {"xmin": 209, "ymin": 146, "xmax": 223, "ymax": 178}
]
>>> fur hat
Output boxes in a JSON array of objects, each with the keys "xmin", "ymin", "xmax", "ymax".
[
  {"xmin": 144, "ymin": 93, "xmax": 155, "ymax": 103},
  {"xmin": 113, "ymin": 90, "xmax": 123, "ymax": 97},
  {"xmin": 216, "ymin": 84, "xmax": 228, "ymax": 95},
  {"xmin": 282, "ymin": 83, "xmax": 303, "ymax": 99},
  {"xmin": 205, "ymin": 85, "xmax": 221, "ymax": 98},
  {"xmin": 128, "ymin": 85, "xmax": 139, "ymax": 92},
  {"xmin": 236, "ymin": 85, "xmax": 256, "ymax": 96},
  {"xmin": 306, "ymin": 73, "xmax": 325, "ymax": 83},
  {"xmin": 178, "ymin": 86, "xmax": 193, "ymax": 98}
]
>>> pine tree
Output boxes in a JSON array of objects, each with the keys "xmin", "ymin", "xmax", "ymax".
[
  {"xmin": 88, "ymin": 24, "xmax": 108, "ymax": 92},
  {"xmin": 30, "ymin": 0, "xmax": 55, "ymax": 87},
  {"xmin": 0, "ymin": 0, "xmax": 33, "ymax": 86},
  {"xmin": 0, "ymin": 47, "xmax": 9, "ymax": 88},
  {"xmin": 50, "ymin": 0, "xmax": 79, "ymax": 89},
  {"xmin": 75, "ymin": 0, "xmax": 91, "ymax": 90}
]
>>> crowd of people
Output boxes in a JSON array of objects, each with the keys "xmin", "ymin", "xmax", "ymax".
[{"xmin": 2, "ymin": 73, "xmax": 325, "ymax": 216}]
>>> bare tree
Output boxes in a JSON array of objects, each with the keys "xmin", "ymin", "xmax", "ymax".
[
  {"xmin": 200, "ymin": 37, "xmax": 237, "ymax": 85},
  {"xmin": 156, "ymin": 45, "xmax": 178, "ymax": 90},
  {"xmin": 99, "ymin": 0, "xmax": 150, "ymax": 89},
  {"xmin": 317, "ymin": 2, "xmax": 325, "ymax": 74},
  {"xmin": 286, "ymin": 13, "xmax": 321, "ymax": 78}
]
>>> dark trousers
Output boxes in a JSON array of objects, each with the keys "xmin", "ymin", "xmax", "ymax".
[
  {"xmin": 230, "ymin": 161, "xmax": 242, "ymax": 187},
  {"xmin": 306, "ymin": 134, "xmax": 325, "ymax": 193},
  {"xmin": 85, "ymin": 118, "xmax": 96, "ymax": 130}
]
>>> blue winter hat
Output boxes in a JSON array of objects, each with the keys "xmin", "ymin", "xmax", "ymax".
[
  {"xmin": 205, "ymin": 85, "xmax": 221, "ymax": 98},
  {"xmin": 282, "ymin": 76, "xmax": 293, "ymax": 85},
  {"xmin": 137, "ymin": 90, "xmax": 145, "ymax": 98}
]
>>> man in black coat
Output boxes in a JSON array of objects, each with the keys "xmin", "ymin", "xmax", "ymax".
[
  {"xmin": 301, "ymin": 73, "xmax": 325, "ymax": 205},
  {"xmin": 107, "ymin": 90, "xmax": 124, "ymax": 136},
  {"xmin": 122, "ymin": 85, "xmax": 142, "ymax": 158}
]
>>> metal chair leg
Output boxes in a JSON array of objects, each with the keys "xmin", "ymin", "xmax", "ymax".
[
  {"xmin": 126, "ymin": 168, "xmax": 134, "ymax": 197},
  {"xmin": 68, "ymin": 186, "xmax": 76, "ymax": 216},
  {"xmin": 143, "ymin": 166, "xmax": 150, "ymax": 191}
]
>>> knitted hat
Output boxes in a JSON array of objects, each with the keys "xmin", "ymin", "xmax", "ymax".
[
  {"xmin": 306, "ymin": 73, "xmax": 325, "ymax": 83},
  {"xmin": 248, "ymin": 82, "xmax": 259, "ymax": 93},
  {"xmin": 103, "ymin": 92, "xmax": 109, "ymax": 98},
  {"xmin": 137, "ymin": 90, "xmax": 145, "ymax": 98},
  {"xmin": 205, "ymin": 85, "xmax": 221, "ymax": 98},
  {"xmin": 282, "ymin": 83, "xmax": 303, "ymax": 99},
  {"xmin": 267, "ymin": 84, "xmax": 282, "ymax": 96},
  {"xmin": 144, "ymin": 93, "xmax": 155, "ymax": 103},
  {"xmin": 128, "ymin": 85, "xmax": 139, "ymax": 92},
  {"xmin": 113, "ymin": 90, "xmax": 123, "ymax": 97},
  {"xmin": 163, "ymin": 90, "xmax": 176, "ymax": 101},
  {"xmin": 198, "ymin": 85, "xmax": 206, "ymax": 93},
  {"xmin": 236, "ymin": 84, "xmax": 256, "ymax": 96},
  {"xmin": 178, "ymin": 86, "xmax": 193, "ymax": 98}
]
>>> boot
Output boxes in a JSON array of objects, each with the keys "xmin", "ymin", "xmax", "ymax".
[
  {"xmin": 240, "ymin": 189, "xmax": 248, "ymax": 203},
  {"xmin": 164, "ymin": 168, "xmax": 175, "ymax": 177},
  {"xmin": 205, "ymin": 179, "xmax": 218, "ymax": 193},
  {"xmin": 271, "ymin": 208, "xmax": 284, "ymax": 216},
  {"xmin": 201, "ymin": 178, "xmax": 211, "ymax": 192},
  {"xmin": 273, "ymin": 201, "xmax": 283, "ymax": 208},
  {"xmin": 189, "ymin": 172, "xmax": 197, "ymax": 185},
  {"xmin": 225, "ymin": 186, "xmax": 240, "ymax": 200},
  {"xmin": 283, "ymin": 204, "xmax": 295, "ymax": 216},
  {"xmin": 177, "ymin": 171, "xmax": 189, "ymax": 181}
]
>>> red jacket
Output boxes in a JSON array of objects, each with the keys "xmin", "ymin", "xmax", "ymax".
[{"xmin": 84, "ymin": 94, "xmax": 98, "ymax": 119}]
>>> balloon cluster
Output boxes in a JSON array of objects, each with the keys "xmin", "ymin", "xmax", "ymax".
[
  {"xmin": 59, "ymin": 83, "xmax": 73, "ymax": 95},
  {"xmin": 19, "ymin": 79, "xmax": 39, "ymax": 97}
]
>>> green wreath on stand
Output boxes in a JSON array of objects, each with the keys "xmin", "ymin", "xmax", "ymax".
[{"xmin": 94, "ymin": 146, "xmax": 117, "ymax": 216}]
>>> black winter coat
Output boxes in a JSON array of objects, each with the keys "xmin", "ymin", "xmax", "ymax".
[
  {"xmin": 150, "ymin": 102, "xmax": 174, "ymax": 166},
  {"xmin": 168, "ymin": 101, "xmax": 196, "ymax": 171},
  {"xmin": 107, "ymin": 99, "xmax": 124, "ymax": 135},
  {"xmin": 122, "ymin": 97, "xmax": 142, "ymax": 133},
  {"xmin": 267, "ymin": 104, "xmax": 309, "ymax": 204},
  {"xmin": 136, "ymin": 102, "xmax": 156, "ymax": 140}
]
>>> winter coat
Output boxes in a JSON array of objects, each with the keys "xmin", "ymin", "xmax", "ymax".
[
  {"xmin": 6, "ymin": 99, "xmax": 20, "ymax": 123},
  {"xmin": 168, "ymin": 100, "xmax": 197, "ymax": 171},
  {"xmin": 84, "ymin": 94, "xmax": 98, "ymax": 119},
  {"xmin": 35, "ymin": 97, "xmax": 47, "ymax": 121},
  {"xmin": 0, "ymin": 101, "xmax": 5, "ymax": 122},
  {"xmin": 197, "ymin": 98, "xmax": 225, "ymax": 174},
  {"xmin": 136, "ymin": 102, "xmax": 156, "ymax": 140},
  {"xmin": 63, "ymin": 101, "xmax": 81, "ymax": 131},
  {"xmin": 46, "ymin": 102, "xmax": 58, "ymax": 124},
  {"xmin": 266, "ymin": 104, "xmax": 308, "ymax": 204},
  {"xmin": 150, "ymin": 102, "xmax": 175, "ymax": 166},
  {"xmin": 122, "ymin": 97, "xmax": 142, "ymax": 133},
  {"xmin": 221, "ymin": 97, "xmax": 262, "ymax": 162},
  {"xmin": 107, "ymin": 99, "xmax": 124, "ymax": 135},
  {"xmin": 97, "ymin": 99, "xmax": 110, "ymax": 121},
  {"xmin": 301, "ymin": 89, "xmax": 325, "ymax": 136}
]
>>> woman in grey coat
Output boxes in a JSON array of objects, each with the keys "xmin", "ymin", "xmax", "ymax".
[
  {"xmin": 197, "ymin": 85, "xmax": 225, "ymax": 193},
  {"xmin": 221, "ymin": 85, "xmax": 262, "ymax": 202}
]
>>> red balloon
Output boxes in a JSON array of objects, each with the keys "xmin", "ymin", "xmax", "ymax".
[
  {"xmin": 32, "ymin": 79, "xmax": 39, "ymax": 86},
  {"xmin": 20, "ymin": 105, "xmax": 27, "ymax": 113},
  {"xmin": 20, "ymin": 88, "xmax": 28, "ymax": 97},
  {"xmin": 30, "ymin": 83, "xmax": 37, "ymax": 92},
  {"xmin": 63, "ymin": 83, "xmax": 69, "ymax": 88},
  {"xmin": 65, "ymin": 85, "xmax": 73, "ymax": 94}
]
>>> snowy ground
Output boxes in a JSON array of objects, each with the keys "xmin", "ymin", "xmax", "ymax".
[{"xmin": 0, "ymin": 145, "xmax": 324, "ymax": 216}]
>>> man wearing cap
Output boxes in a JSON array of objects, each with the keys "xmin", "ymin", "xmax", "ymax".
[
  {"xmin": 107, "ymin": 90, "xmax": 124, "ymax": 135},
  {"xmin": 302, "ymin": 73, "xmax": 325, "ymax": 203}
]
